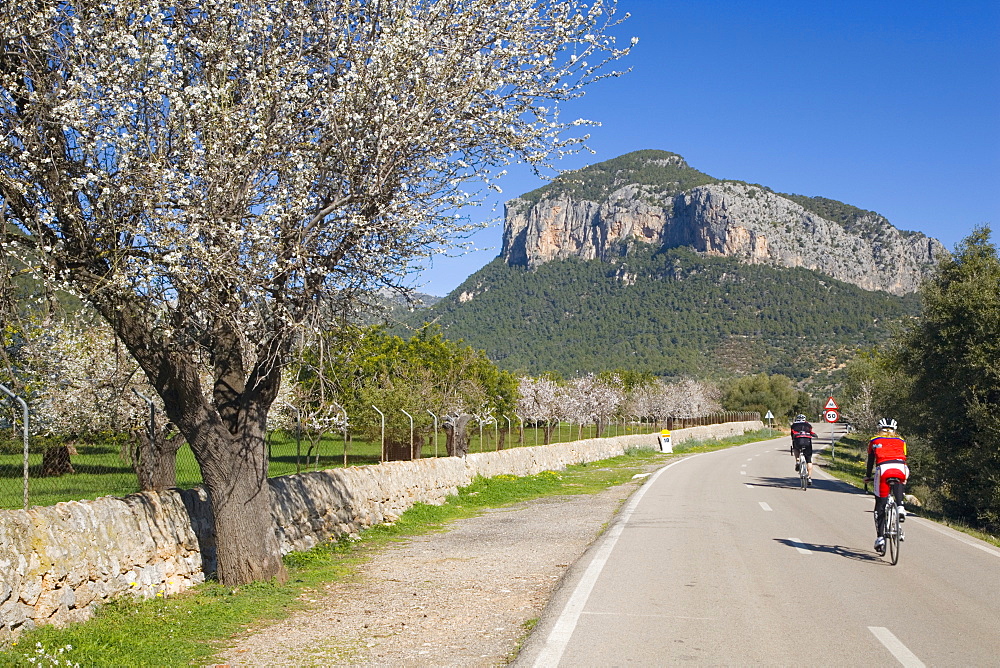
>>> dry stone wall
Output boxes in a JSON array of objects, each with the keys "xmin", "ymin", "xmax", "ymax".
[{"xmin": 0, "ymin": 422, "xmax": 761, "ymax": 633}]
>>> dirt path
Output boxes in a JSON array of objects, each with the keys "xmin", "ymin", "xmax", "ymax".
[{"xmin": 216, "ymin": 476, "xmax": 645, "ymax": 667}]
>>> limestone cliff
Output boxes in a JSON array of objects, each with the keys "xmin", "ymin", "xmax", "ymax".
[{"xmin": 501, "ymin": 151, "xmax": 945, "ymax": 295}]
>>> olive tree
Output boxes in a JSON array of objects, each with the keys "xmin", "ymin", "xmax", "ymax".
[
  {"xmin": 0, "ymin": 0, "xmax": 631, "ymax": 584},
  {"xmin": 721, "ymin": 373, "xmax": 796, "ymax": 421}
]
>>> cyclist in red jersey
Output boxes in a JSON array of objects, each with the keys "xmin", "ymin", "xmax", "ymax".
[{"xmin": 864, "ymin": 418, "xmax": 908, "ymax": 553}]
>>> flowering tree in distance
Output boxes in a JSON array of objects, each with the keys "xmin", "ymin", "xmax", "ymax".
[{"xmin": 0, "ymin": 1, "xmax": 631, "ymax": 584}]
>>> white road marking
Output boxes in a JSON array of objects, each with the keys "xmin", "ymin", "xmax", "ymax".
[
  {"xmin": 868, "ymin": 627, "xmax": 926, "ymax": 667},
  {"xmin": 853, "ymin": 495, "xmax": 1000, "ymax": 558},
  {"xmin": 530, "ymin": 454, "xmax": 702, "ymax": 668},
  {"xmin": 745, "ymin": 483, "xmax": 754, "ymax": 488},
  {"xmin": 740, "ymin": 470, "xmax": 747, "ymax": 475},
  {"xmin": 917, "ymin": 520, "xmax": 1000, "ymax": 558},
  {"xmin": 759, "ymin": 502, "xmax": 772, "ymax": 512},
  {"xmin": 788, "ymin": 538, "xmax": 811, "ymax": 554},
  {"xmin": 582, "ymin": 611, "xmax": 716, "ymax": 620}
]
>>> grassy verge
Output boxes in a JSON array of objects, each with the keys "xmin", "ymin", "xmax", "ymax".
[
  {"xmin": 0, "ymin": 432, "xmax": 763, "ymax": 667},
  {"xmin": 818, "ymin": 433, "xmax": 869, "ymax": 488},
  {"xmin": 818, "ymin": 434, "xmax": 1000, "ymax": 549}
]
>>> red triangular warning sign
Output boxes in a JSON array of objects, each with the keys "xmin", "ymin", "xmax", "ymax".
[{"xmin": 825, "ymin": 397, "xmax": 839, "ymax": 410}]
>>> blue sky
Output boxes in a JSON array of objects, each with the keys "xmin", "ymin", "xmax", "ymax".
[{"xmin": 413, "ymin": 0, "xmax": 1000, "ymax": 296}]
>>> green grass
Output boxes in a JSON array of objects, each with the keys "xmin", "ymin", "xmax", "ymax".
[
  {"xmin": 818, "ymin": 433, "xmax": 870, "ymax": 488},
  {"xmin": 0, "ymin": 422, "xmax": 660, "ymax": 509},
  {"xmin": 0, "ymin": 430, "xmax": 766, "ymax": 667}
]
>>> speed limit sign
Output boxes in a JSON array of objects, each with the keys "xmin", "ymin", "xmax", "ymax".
[{"xmin": 824, "ymin": 409, "xmax": 839, "ymax": 423}]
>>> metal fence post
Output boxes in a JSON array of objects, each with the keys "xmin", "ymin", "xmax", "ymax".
[
  {"xmin": 332, "ymin": 403, "xmax": 347, "ymax": 467},
  {"xmin": 372, "ymin": 405, "xmax": 385, "ymax": 462},
  {"xmin": 426, "ymin": 410, "xmax": 438, "ymax": 457},
  {"xmin": 401, "ymin": 409, "xmax": 414, "ymax": 459},
  {"xmin": 0, "ymin": 383, "xmax": 29, "ymax": 510}
]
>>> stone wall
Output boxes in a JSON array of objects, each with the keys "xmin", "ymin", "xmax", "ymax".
[{"xmin": 0, "ymin": 422, "xmax": 761, "ymax": 633}]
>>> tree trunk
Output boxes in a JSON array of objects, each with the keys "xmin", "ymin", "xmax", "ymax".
[
  {"xmin": 41, "ymin": 445, "xmax": 74, "ymax": 476},
  {"xmin": 94, "ymin": 304, "xmax": 288, "ymax": 586},
  {"xmin": 133, "ymin": 424, "xmax": 184, "ymax": 491},
  {"xmin": 443, "ymin": 414, "xmax": 471, "ymax": 457},
  {"xmin": 194, "ymin": 420, "xmax": 286, "ymax": 585}
]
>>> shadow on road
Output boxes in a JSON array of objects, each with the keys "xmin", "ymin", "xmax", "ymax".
[
  {"xmin": 773, "ymin": 538, "xmax": 883, "ymax": 563},
  {"xmin": 745, "ymin": 475, "xmax": 809, "ymax": 490},
  {"xmin": 746, "ymin": 474, "xmax": 867, "ymax": 495}
]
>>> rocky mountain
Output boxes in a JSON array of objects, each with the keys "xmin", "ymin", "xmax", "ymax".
[{"xmin": 501, "ymin": 150, "xmax": 945, "ymax": 295}]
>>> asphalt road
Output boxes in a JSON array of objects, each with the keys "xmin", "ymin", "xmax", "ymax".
[{"xmin": 516, "ymin": 432, "xmax": 1000, "ymax": 667}]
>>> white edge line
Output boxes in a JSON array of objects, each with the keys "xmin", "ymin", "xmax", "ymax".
[
  {"xmin": 868, "ymin": 626, "xmax": 926, "ymax": 668},
  {"xmin": 531, "ymin": 454, "xmax": 702, "ymax": 667},
  {"xmin": 759, "ymin": 502, "xmax": 772, "ymax": 512},
  {"xmin": 916, "ymin": 519, "xmax": 1000, "ymax": 558}
]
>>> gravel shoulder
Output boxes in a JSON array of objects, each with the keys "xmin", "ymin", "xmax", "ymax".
[{"xmin": 217, "ymin": 473, "xmax": 649, "ymax": 667}]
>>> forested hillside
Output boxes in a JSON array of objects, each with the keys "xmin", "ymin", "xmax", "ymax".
[
  {"xmin": 515, "ymin": 149, "xmax": 719, "ymax": 207},
  {"xmin": 404, "ymin": 246, "xmax": 919, "ymax": 383}
]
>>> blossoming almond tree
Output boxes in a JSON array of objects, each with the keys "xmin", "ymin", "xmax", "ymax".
[
  {"xmin": 0, "ymin": 0, "xmax": 631, "ymax": 584},
  {"xmin": 17, "ymin": 317, "xmax": 151, "ymax": 476},
  {"xmin": 567, "ymin": 373, "xmax": 624, "ymax": 437},
  {"xmin": 517, "ymin": 375, "xmax": 562, "ymax": 444}
]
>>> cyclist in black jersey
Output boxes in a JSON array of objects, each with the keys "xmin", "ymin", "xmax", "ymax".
[{"xmin": 790, "ymin": 414, "xmax": 818, "ymax": 485}]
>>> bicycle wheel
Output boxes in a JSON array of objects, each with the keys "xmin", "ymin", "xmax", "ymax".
[
  {"xmin": 799, "ymin": 455, "xmax": 808, "ymax": 490},
  {"xmin": 887, "ymin": 501, "xmax": 900, "ymax": 565}
]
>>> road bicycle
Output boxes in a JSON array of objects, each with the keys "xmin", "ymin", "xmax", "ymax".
[
  {"xmin": 866, "ymin": 476, "xmax": 905, "ymax": 565},
  {"xmin": 798, "ymin": 451, "xmax": 809, "ymax": 490},
  {"xmin": 882, "ymin": 478, "xmax": 905, "ymax": 564}
]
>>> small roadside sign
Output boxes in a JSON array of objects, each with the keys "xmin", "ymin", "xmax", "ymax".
[
  {"xmin": 824, "ymin": 397, "xmax": 839, "ymax": 410},
  {"xmin": 824, "ymin": 409, "xmax": 839, "ymax": 423},
  {"xmin": 658, "ymin": 430, "xmax": 672, "ymax": 453},
  {"xmin": 764, "ymin": 410, "xmax": 774, "ymax": 419}
]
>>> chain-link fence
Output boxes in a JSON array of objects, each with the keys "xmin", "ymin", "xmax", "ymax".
[{"xmin": 0, "ymin": 405, "xmax": 759, "ymax": 510}]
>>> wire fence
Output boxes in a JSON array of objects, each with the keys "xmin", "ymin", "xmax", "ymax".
[{"xmin": 0, "ymin": 410, "xmax": 760, "ymax": 510}]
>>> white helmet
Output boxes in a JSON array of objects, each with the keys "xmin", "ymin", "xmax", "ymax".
[
  {"xmin": 795, "ymin": 414, "xmax": 807, "ymax": 423},
  {"xmin": 878, "ymin": 418, "xmax": 898, "ymax": 431}
]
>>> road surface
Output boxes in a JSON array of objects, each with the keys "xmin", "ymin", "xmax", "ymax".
[{"xmin": 516, "ymin": 432, "xmax": 1000, "ymax": 666}]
